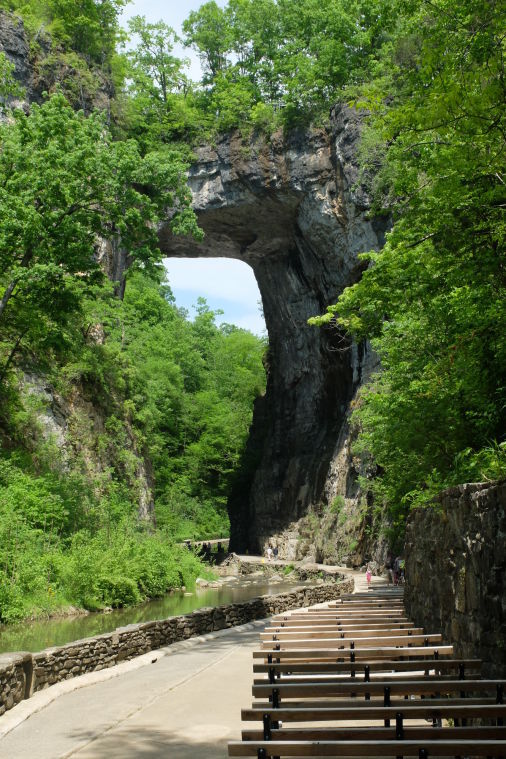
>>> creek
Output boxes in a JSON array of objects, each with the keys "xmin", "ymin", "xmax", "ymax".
[{"xmin": 0, "ymin": 576, "xmax": 307, "ymax": 654}]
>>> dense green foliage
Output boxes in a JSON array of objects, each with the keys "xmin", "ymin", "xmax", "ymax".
[
  {"xmin": 311, "ymin": 0, "xmax": 506, "ymax": 534},
  {"xmin": 111, "ymin": 1, "xmax": 407, "ymax": 143},
  {"xmin": 0, "ymin": 92, "xmax": 200, "ymax": 383},
  {"xmin": 0, "ymin": 452, "xmax": 205, "ymax": 622},
  {"xmin": 0, "ymin": 0, "xmax": 126, "ymax": 62},
  {"xmin": 0, "ymin": 18, "xmax": 266, "ymax": 622},
  {"xmin": 0, "ymin": 272, "xmax": 265, "ymax": 622},
  {"xmin": 181, "ymin": 0, "xmax": 400, "ymax": 131},
  {"xmin": 103, "ymin": 277, "xmax": 266, "ymax": 534}
]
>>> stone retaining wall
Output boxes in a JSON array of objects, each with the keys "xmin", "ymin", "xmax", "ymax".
[
  {"xmin": 0, "ymin": 579, "xmax": 353, "ymax": 717},
  {"xmin": 405, "ymin": 480, "xmax": 506, "ymax": 677}
]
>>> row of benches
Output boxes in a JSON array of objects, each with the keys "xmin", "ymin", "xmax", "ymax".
[{"xmin": 228, "ymin": 586, "xmax": 506, "ymax": 757}]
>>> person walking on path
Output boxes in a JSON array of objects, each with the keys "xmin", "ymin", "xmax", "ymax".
[
  {"xmin": 393, "ymin": 556, "xmax": 402, "ymax": 586},
  {"xmin": 385, "ymin": 556, "xmax": 394, "ymax": 585}
]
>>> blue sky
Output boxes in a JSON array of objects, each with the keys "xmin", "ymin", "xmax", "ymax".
[
  {"xmin": 163, "ymin": 258, "xmax": 266, "ymax": 336},
  {"xmin": 122, "ymin": 1, "xmax": 265, "ymax": 335}
]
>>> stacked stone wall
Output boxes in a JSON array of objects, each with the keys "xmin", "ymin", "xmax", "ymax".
[
  {"xmin": 405, "ymin": 480, "xmax": 506, "ymax": 677},
  {"xmin": 0, "ymin": 653, "xmax": 31, "ymax": 715},
  {"xmin": 0, "ymin": 579, "xmax": 353, "ymax": 716}
]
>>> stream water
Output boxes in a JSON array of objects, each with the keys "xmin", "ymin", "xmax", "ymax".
[{"xmin": 0, "ymin": 577, "xmax": 307, "ymax": 654}]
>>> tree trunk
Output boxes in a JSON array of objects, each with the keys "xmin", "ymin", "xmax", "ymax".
[
  {"xmin": 0, "ymin": 328, "xmax": 28, "ymax": 383},
  {"xmin": 0, "ymin": 279, "xmax": 17, "ymax": 321},
  {"xmin": 0, "ymin": 253, "xmax": 32, "ymax": 321}
]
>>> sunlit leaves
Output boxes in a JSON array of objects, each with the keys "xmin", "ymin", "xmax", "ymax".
[
  {"xmin": 0, "ymin": 93, "xmax": 200, "ymax": 380},
  {"xmin": 313, "ymin": 0, "xmax": 506, "ymax": 528}
]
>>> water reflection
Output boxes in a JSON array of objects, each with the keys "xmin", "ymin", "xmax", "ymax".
[{"xmin": 0, "ymin": 579, "xmax": 306, "ymax": 654}]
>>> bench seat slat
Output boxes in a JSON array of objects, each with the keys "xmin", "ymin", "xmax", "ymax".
[
  {"xmin": 252, "ymin": 658, "xmax": 481, "ymax": 674},
  {"xmin": 242, "ymin": 726, "xmax": 506, "ymax": 740},
  {"xmin": 242, "ymin": 703, "xmax": 506, "ymax": 721},
  {"xmin": 260, "ymin": 628, "xmax": 422, "ymax": 640},
  {"xmin": 265, "ymin": 619, "xmax": 416, "ymax": 632},
  {"xmin": 252, "ymin": 678, "xmax": 503, "ymax": 697},
  {"xmin": 253, "ymin": 644, "xmax": 453, "ymax": 659},
  {"xmin": 262, "ymin": 634, "xmax": 442, "ymax": 649},
  {"xmin": 228, "ymin": 739, "xmax": 506, "ymax": 756},
  {"xmin": 252, "ymin": 697, "xmax": 498, "ymax": 710},
  {"xmin": 253, "ymin": 673, "xmax": 482, "ymax": 685}
]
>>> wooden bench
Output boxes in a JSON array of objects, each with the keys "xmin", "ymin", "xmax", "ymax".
[
  {"xmin": 339, "ymin": 592, "xmax": 404, "ymax": 598},
  {"xmin": 252, "ymin": 678, "xmax": 505, "ymax": 700},
  {"xmin": 229, "ymin": 737, "xmax": 506, "ymax": 756},
  {"xmin": 327, "ymin": 604, "xmax": 406, "ymax": 610},
  {"xmin": 253, "ymin": 658, "xmax": 482, "ymax": 678},
  {"xmin": 309, "ymin": 602, "xmax": 404, "ymax": 608},
  {"xmin": 261, "ymin": 633, "xmax": 443, "ymax": 650},
  {"xmin": 242, "ymin": 702, "xmax": 506, "ymax": 723},
  {"xmin": 272, "ymin": 615, "xmax": 411, "ymax": 624},
  {"xmin": 254, "ymin": 644, "xmax": 454, "ymax": 662},
  {"xmin": 229, "ymin": 593, "xmax": 506, "ymax": 758},
  {"xmin": 241, "ymin": 725, "xmax": 506, "ymax": 741},
  {"xmin": 266, "ymin": 621, "xmax": 415, "ymax": 630},
  {"xmin": 279, "ymin": 609, "xmax": 409, "ymax": 616},
  {"xmin": 260, "ymin": 628, "xmax": 424, "ymax": 641}
]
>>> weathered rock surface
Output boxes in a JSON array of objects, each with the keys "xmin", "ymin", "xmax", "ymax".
[
  {"xmin": 161, "ymin": 108, "xmax": 386, "ymax": 557},
  {"xmin": 0, "ymin": 10, "xmax": 32, "ymax": 101},
  {"xmin": 216, "ymin": 553, "xmax": 346, "ymax": 582},
  {"xmin": 17, "ymin": 373, "xmax": 155, "ymax": 520},
  {"xmin": 405, "ymin": 480, "xmax": 506, "ymax": 677},
  {"xmin": 0, "ymin": 10, "xmax": 113, "ymax": 113}
]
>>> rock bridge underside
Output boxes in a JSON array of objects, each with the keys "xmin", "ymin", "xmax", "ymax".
[{"xmin": 160, "ymin": 108, "xmax": 386, "ymax": 559}]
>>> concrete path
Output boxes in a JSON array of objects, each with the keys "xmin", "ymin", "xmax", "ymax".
[
  {"xmin": 0, "ymin": 620, "xmax": 266, "ymax": 758},
  {"xmin": 0, "ymin": 568, "xmax": 373, "ymax": 758}
]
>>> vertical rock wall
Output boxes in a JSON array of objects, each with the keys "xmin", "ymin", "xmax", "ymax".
[
  {"xmin": 160, "ymin": 108, "xmax": 386, "ymax": 557},
  {"xmin": 404, "ymin": 480, "xmax": 506, "ymax": 677}
]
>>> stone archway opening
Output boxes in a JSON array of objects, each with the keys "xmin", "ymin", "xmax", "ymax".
[{"xmin": 163, "ymin": 257, "xmax": 266, "ymax": 338}]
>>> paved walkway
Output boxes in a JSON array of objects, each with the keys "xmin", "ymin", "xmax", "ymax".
[
  {"xmin": 0, "ymin": 568, "xmax": 374, "ymax": 758},
  {"xmin": 0, "ymin": 621, "xmax": 265, "ymax": 758}
]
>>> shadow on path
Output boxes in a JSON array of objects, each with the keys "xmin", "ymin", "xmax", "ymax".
[{"xmin": 68, "ymin": 724, "xmax": 237, "ymax": 758}]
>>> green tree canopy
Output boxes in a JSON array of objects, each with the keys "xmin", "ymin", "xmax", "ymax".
[
  {"xmin": 311, "ymin": 0, "xmax": 506, "ymax": 531},
  {"xmin": 0, "ymin": 93, "xmax": 201, "ymax": 381},
  {"xmin": 183, "ymin": 1, "xmax": 231, "ymax": 82},
  {"xmin": 0, "ymin": 0, "xmax": 127, "ymax": 63},
  {"xmin": 122, "ymin": 15, "xmax": 207, "ymax": 145}
]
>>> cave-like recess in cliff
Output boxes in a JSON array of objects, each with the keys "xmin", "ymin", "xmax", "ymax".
[{"xmin": 158, "ymin": 111, "xmax": 385, "ymax": 558}]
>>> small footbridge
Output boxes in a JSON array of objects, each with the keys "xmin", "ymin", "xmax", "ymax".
[{"xmin": 228, "ymin": 586, "xmax": 506, "ymax": 758}]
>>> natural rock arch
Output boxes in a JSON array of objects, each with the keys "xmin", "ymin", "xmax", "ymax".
[
  {"xmin": 160, "ymin": 107, "xmax": 386, "ymax": 558},
  {"xmin": 0, "ymin": 13, "xmax": 383, "ymax": 558}
]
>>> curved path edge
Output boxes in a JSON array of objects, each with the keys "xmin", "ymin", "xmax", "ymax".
[{"xmin": 0, "ymin": 617, "xmax": 268, "ymax": 741}]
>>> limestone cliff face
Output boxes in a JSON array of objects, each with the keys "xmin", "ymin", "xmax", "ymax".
[
  {"xmin": 160, "ymin": 108, "xmax": 387, "ymax": 558},
  {"xmin": 21, "ymin": 374, "xmax": 155, "ymax": 518},
  {"xmin": 0, "ymin": 9, "xmax": 33, "ymax": 112},
  {"xmin": 0, "ymin": 10, "xmax": 114, "ymax": 114},
  {"xmin": 0, "ymin": 13, "xmax": 153, "ymax": 521}
]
